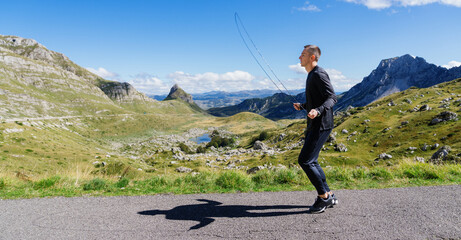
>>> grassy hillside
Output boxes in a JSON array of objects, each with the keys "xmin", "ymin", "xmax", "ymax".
[{"xmin": 1, "ymin": 35, "xmax": 459, "ymax": 199}]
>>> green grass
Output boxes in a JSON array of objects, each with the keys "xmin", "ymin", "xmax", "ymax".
[
  {"xmin": 1, "ymin": 45, "xmax": 460, "ymax": 200},
  {"xmin": 0, "ymin": 162, "xmax": 459, "ymax": 199}
]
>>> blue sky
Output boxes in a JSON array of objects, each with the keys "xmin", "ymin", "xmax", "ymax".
[{"xmin": 1, "ymin": 0, "xmax": 460, "ymax": 95}]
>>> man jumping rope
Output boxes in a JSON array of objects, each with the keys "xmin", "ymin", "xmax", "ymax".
[{"xmin": 293, "ymin": 44, "xmax": 338, "ymax": 213}]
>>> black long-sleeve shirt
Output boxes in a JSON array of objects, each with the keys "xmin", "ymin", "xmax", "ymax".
[{"xmin": 302, "ymin": 65, "xmax": 337, "ymax": 131}]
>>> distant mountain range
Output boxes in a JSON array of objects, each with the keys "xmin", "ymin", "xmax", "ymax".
[
  {"xmin": 149, "ymin": 89, "xmax": 304, "ymax": 109},
  {"xmin": 207, "ymin": 54, "xmax": 461, "ymax": 119},
  {"xmin": 207, "ymin": 93, "xmax": 306, "ymax": 120}
]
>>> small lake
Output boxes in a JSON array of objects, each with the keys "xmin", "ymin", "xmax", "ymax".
[{"xmin": 190, "ymin": 134, "xmax": 211, "ymax": 144}]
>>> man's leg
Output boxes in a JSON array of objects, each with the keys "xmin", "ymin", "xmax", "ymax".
[{"xmin": 298, "ymin": 129, "xmax": 332, "ymax": 195}]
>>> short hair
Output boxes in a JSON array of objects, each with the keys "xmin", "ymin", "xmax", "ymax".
[{"xmin": 304, "ymin": 45, "xmax": 321, "ymax": 61}]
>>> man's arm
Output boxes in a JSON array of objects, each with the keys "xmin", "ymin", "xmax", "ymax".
[{"xmin": 314, "ymin": 72, "xmax": 337, "ymax": 115}]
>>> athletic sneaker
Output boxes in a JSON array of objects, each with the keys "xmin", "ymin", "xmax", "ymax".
[
  {"xmin": 309, "ymin": 194, "xmax": 333, "ymax": 214},
  {"xmin": 329, "ymin": 193, "xmax": 338, "ymax": 208}
]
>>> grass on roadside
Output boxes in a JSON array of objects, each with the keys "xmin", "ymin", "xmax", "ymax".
[{"xmin": 0, "ymin": 161, "xmax": 459, "ymax": 199}]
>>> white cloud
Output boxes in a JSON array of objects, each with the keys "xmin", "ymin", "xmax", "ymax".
[
  {"xmin": 127, "ymin": 73, "xmax": 171, "ymax": 95},
  {"xmin": 325, "ymin": 68, "xmax": 361, "ymax": 92},
  {"xmin": 86, "ymin": 67, "xmax": 119, "ymax": 79},
  {"xmin": 344, "ymin": 0, "xmax": 461, "ymax": 9},
  {"xmin": 289, "ymin": 63, "xmax": 308, "ymax": 74},
  {"xmin": 442, "ymin": 60, "xmax": 461, "ymax": 69},
  {"xmin": 294, "ymin": 1, "xmax": 321, "ymax": 11},
  {"xmin": 167, "ymin": 70, "xmax": 263, "ymax": 93},
  {"xmin": 288, "ymin": 63, "xmax": 359, "ymax": 92}
]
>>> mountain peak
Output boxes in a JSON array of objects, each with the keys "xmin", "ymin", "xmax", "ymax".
[
  {"xmin": 335, "ymin": 54, "xmax": 461, "ymax": 110},
  {"xmin": 165, "ymin": 84, "xmax": 194, "ymax": 104}
]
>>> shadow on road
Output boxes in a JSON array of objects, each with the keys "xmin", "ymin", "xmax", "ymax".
[{"xmin": 138, "ymin": 199, "xmax": 310, "ymax": 230}]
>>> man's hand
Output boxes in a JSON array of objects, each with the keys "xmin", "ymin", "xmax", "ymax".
[
  {"xmin": 293, "ymin": 103, "xmax": 302, "ymax": 111},
  {"xmin": 308, "ymin": 109, "xmax": 319, "ymax": 119}
]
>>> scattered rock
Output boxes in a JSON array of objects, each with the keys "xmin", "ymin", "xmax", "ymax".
[
  {"xmin": 273, "ymin": 164, "xmax": 287, "ymax": 170},
  {"xmin": 175, "ymin": 166, "xmax": 192, "ymax": 173},
  {"xmin": 429, "ymin": 111, "xmax": 458, "ymax": 125},
  {"xmin": 429, "ymin": 146, "xmax": 451, "ymax": 164},
  {"xmin": 335, "ymin": 143, "xmax": 348, "ymax": 152},
  {"xmin": 327, "ymin": 132, "xmax": 337, "ymax": 143},
  {"xmin": 431, "ymin": 143, "xmax": 440, "ymax": 150},
  {"xmin": 382, "ymin": 127, "xmax": 391, "ymax": 133},
  {"xmin": 419, "ymin": 105, "xmax": 431, "ymax": 111},
  {"xmin": 408, "ymin": 147, "xmax": 417, "ymax": 151},
  {"xmin": 414, "ymin": 157, "xmax": 425, "ymax": 163},
  {"xmin": 421, "ymin": 143, "xmax": 429, "ymax": 151},
  {"xmin": 92, "ymin": 161, "xmax": 106, "ymax": 168},
  {"xmin": 278, "ymin": 133, "xmax": 287, "ymax": 142},
  {"xmin": 401, "ymin": 121, "xmax": 409, "ymax": 126},
  {"xmin": 341, "ymin": 129, "xmax": 349, "ymax": 134},
  {"xmin": 430, "ymin": 118, "xmax": 443, "ymax": 125},
  {"xmin": 253, "ymin": 140, "xmax": 267, "ymax": 150},
  {"xmin": 373, "ymin": 142, "xmax": 379, "ymax": 147},
  {"xmin": 378, "ymin": 153, "xmax": 393, "ymax": 160}
]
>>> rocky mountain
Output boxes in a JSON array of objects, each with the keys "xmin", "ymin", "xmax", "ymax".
[
  {"xmin": 164, "ymin": 84, "xmax": 194, "ymax": 104},
  {"xmin": 336, "ymin": 54, "xmax": 461, "ymax": 110},
  {"xmin": 163, "ymin": 84, "xmax": 206, "ymax": 113},
  {"xmin": 0, "ymin": 35, "xmax": 183, "ymax": 119},
  {"xmin": 207, "ymin": 92, "xmax": 306, "ymax": 120}
]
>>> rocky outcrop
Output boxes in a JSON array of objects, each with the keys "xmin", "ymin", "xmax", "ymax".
[
  {"xmin": 165, "ymin": 84, "xmax": 194, "ymax": 104},
  {"xmin": 99, "ymin": 81, "xmax": 155, "ymax": 103},
  {"xmin": 429, "ymin": 111, "xmax": 458, "ymax": 125},
  {"xmin": 0, "ymin": 34, "xmax": 161, "ymax": 118},
  {"xmin": 0, "ymin": 35, "xmax": 101, "ymax": 84},
  {"xmin": 336, "ymin": 54, "xmax": 461, "ymax": 110}
]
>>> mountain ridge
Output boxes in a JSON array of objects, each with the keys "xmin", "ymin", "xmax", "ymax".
[
  {"xmin": 335, "ymin": 54, "xmax": 461, "ymax": 110},
  {"xmin": 0, "ymin": 34, "xmax": 205, "ymax": 119}
]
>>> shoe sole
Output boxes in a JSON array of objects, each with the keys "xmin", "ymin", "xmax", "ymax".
[{"xmin": 309, "ymin": 206, "xmax": 326, "ymax": 214}]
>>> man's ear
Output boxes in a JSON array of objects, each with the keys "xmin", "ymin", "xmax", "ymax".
[{"xmin": 310, "ymin": 54, "xmax": 316, "ymax": 61}]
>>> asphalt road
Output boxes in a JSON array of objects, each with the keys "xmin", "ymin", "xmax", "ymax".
[{"xmin": 0, "ymin": 185, "xmax": 460, "ymax": 239}]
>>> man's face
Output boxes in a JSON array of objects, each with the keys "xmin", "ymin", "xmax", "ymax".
[{"xmin": 299, "ymin": 48, "xmax": 311, "ymax": 67}]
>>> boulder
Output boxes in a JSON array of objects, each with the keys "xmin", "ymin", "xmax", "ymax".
[
  {"xmin": 430, "ymin": 118, "xmax": 443, "ymax": 125},
  {"xmin": 247, "ymin": 166, "xmax": 265, "ymax": 174},
  {"xmin": 335, "ymin": 143, "xmax": 348, "ymax": 152},
  {"xmin": 253, "ymin": 140, "xmax": 267, "ymax": 150},
  {"xmin": 378, "ymin": 153, "xmax": 393, "ymax": 160},
  {"xmin": 438, "ymin": 111, "xmax": 458, "ymax": 121},
  {"xmin": 419, "ymin": 105, "xmax": 431, "ymax": 111},
  {"xmin": 430, "ymin": 146, "xmax": 451, "ymax": 164},
  {"xmin": 175, "ymin": 166, "xmax": 192, "ymax": 173}
]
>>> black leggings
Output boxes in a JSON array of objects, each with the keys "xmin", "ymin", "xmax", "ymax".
[{"xmin": 298, "ymin": 128, "xmax": 331, "ymax": 195}]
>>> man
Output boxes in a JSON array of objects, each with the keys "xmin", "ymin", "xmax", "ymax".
[{"xmin": 293, "ymin": 45, "xmax": 337, "ymax": 213}]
